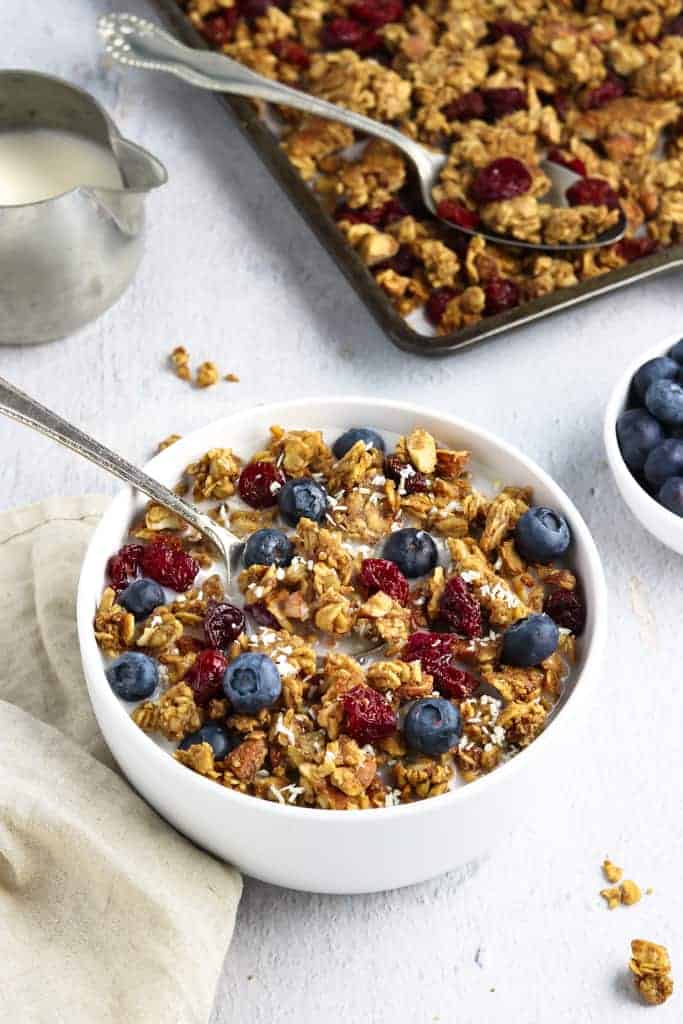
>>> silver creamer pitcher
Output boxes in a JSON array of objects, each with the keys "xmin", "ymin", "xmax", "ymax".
[{"xmin": 0, "ymin": 71, "xmax": 167, "ymax": 344}]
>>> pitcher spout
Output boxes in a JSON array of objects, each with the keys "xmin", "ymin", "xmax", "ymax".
[{"xmin": 110, "ymin": 136, "xmax": 168, "ymax": 193}]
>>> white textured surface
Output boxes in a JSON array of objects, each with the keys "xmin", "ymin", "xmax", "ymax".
[{"xmin": 4, "ymin": 2, "xmax": 683, "ymax": 1020}]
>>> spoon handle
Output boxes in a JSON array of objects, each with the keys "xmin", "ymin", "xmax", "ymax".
[
  {"xmin": 99, "ymin": 13, "xmax": 435, "ymax": 178},
  {"xmin": 0, "ymin": 374, "xmax": 230, "ymax": 551}
]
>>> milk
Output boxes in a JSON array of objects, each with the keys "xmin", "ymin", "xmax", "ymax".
[{"xmin": 0, "ymin": 128, "xmax": 123, "ymax": 206}]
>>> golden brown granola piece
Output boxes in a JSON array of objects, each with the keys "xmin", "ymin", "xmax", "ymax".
[
  {"xmin": 196, "ymin": 361, "xmax": 220, "ymax": 388},
  {"xmin": 156, "ymin": 683, "xmax": 202, "ymax": 741},
  {"xmin": 157, "ymin": 433, "xmax": 181, "ymax": 452},
  {"xmin": 174, "ymin": 741, "xmax": 220, "ymax": 778},
  {"xmin": 406, "ymin": 427, "xmax": 438, "ymax": 474},
  {"xmin": 629, "ymin": 939, "xmax": 674, "ymax": 1005},
  {"xmin": 170, "ymin": 345, "xmax": 191, "ymax": 381},
  {"xmin": 394, "ymin": 754, "xmax": 453, "ymax": 800},
  {"xmin": 94, "ymin": 588, "xmax": 135, "ymax": 656},
  {"xmin": 602, "ymin": 858, "xmax": 624, "ymax": 883},
  {"xmin": 356, "ymin": 590, "xmax": 412, "ymax": 646},
  {"xmin": 186, "ymin": 448, "xmax": 242, "ymax": 500},
  {"xmin": 225, "ymin": 736, "xmax": 268, "ymax": 782},
  {"xmin": 497, "ymin": 700, "xmax": 547, "ymax": 748},
  {"xmin": 136, "ymin": 607, "xmax": 183, "ymax": 652}
]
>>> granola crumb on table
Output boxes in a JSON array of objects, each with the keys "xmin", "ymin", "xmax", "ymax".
[
  {"xmin": 178, "ymin": 0, "xmax": 683, "ymax": 335},
  {"xmin": 95, "ymin": 423, "xmax": 583, "ymax": 810},
  {"xmin": 629, "ymin": 939, "xmax": 674, "ymax": 1006}
]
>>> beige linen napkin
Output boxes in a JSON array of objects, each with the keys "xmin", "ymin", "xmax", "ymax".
[{"xmin": 0, "ymin": 496, "xmax": 241, "ymax": 1024}]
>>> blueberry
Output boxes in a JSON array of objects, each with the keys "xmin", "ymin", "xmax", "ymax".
[
  {"xmin": 332, "ymin": 427, "xmax": 386, "ymax": 460},
  {"xmin": 616, "ymin": 408, "xmax": 664, "ymax": 473},
  {"xmin": 668, "ymin": 339, "xmax": 683, "ymax": 364},
  {"xmin": 105, "ymin": 651, "xmax": 158, "ymax": 701},
  {"xmin": 643, "ymin": 438, "xmax": 683, "ymax": 487},
  {"xmin": 119, "ymin": 577, "xmax": 165, "ymax": 620},
  {"xmin": 178, "ymin": 723, "xmax": 240, "ymax": 759},
  {"xmin": 645, "ymin": 378, "xmax": 683, "ymax": 425},
  {"xmin": 404, "ymin": 698, "xmax": 462, "ymax": 755},
  {"xmin": 244, "ymin": 528, "xmax": 293, "ymax": 568},
  {"xmin": 223, "ymin": 652, "xmax": 281, "ymax": 713},
  {"xmin": 632, "ymin": 356, "xmax": 679, "ymax": 401},
  {"xmin": 658, "ymin": 476, "xmax": 683, "ymax": 517},
  {"xmin": 515, "ymin": 507, "xmax": 571, "ymax": 563},
  {"xmin": 502, "ymin": 613, "xmax": 559, "ymax": 667},
  {"xmin": 382, "ymin": 527, "xmax": 438, "ymax": 578},
  {"xmin": 277, "ymin": 478, "xmax": 328, "ymax": 526}
]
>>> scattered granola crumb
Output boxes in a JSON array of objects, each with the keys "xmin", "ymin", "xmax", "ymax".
[
  {"xmin": 601, "ymin": 886, "xmax": 622, "ymax": 911},
  {"xmin": 629, "ymin": 939, "xmax": 674, "ymax": 1006},
  {"xmin": 225, "ymin": 372, "xmax": 240, "ymax": 383},
  {"xmin": 646, "ymin": 887, "xmax": 654, "ymax": 896},
  {"xmin": 601, "ymin": 880, "xmax": 642, "ymax": 909},
  {"xmin": 602, "ymin": 858, "xmax": 623, "ymax": 884},
  {"xmin": 170, "ymin": 345, "xmax": 191, "ymax": 381},
  {"xmin": 196, "ymin": 361, "xmax": 220, "ymax": 388},
  {"xmin": 621, "ymin": 880, "xmax": 642, "ymax": 907},
  {"xmin": 157, "ymin": 434, "xmax": 181, "ymax": 453}
]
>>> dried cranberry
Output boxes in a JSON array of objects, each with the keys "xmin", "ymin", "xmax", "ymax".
[
  {"xmin": 238, "ymin": 461, "xmax": 285, "ymax": 509},
  {"xmin": 566, "ymin": 177, "xmax": 619, "ymax": 210},
  {"xmin": 470, "ymin": 158, "xmax": 532, "ymax": 204},
  {"xmin": 616, "ymin": 236, "xmax": 659, "ymax": 262},
  {"xmin": 107, "ymin": 543, "xmax": 143, "ymax": 590},
  {"xmin": 342, "ymin": 685, "xmax": 397, "ymax": 744},
  {"xmin": 249, "ymin": 601, "xmax": 280, "ymax": 630},
  {"xmin": 546, "ymin": 147, "xmax": 587, "ymax": 177},
  {"xmin": 355, "ymin": 29, "xmax": 384, "ymax": 55},
  {"xmin": 384, "ymin": 454, "xmax": 429, "ymax": 493},
  {"xmin": 401, "ymin": 631, "xmax": 478, "ymax": 700},
  {"xmin": 549, "ymin": 89, "xmax": 570, "ymax": 119},
  {"xmin": 544, "ymin": 588, "xmax": 586, "ymax": 635},
  {"xmin": 443, "ymin": 90, "xmax": 486, "ymax": 122},
  {"xmin": 663, "ymin": 14, "xmax": 683, "ymax": 35},
  {"xmin": 438, "ymin": 576, "xmax": 482, "ymax": 638},
  {"xmin": 140, "ymin": 541, "xmax": 199, "ymax": 592},
  {"xmin": 489, "ymin": 19, "xmax": 531, "ymax": 55},
  {"xmin": 239, "ymin": 0, "xmax": 277, "ymax": 19},
  {"xmin": 349, "ymin": 0, "xmax": 403, "ymax": 27},
  {"xmin": 425, "ymin": 286, "xmax": 459, "ymax": 326},
  {"xmin": 185, "ymin": 648, "xmax": 229, "ymax": 706},
  {"xmin": 204, "ymin": 601, "xmax": 246, "ymax": 648},
  {"xmin": 374, "ymin": 244, "xmax": 418, "ymax": 277},
  {"xmin": 200, "ymin": 9, "xmax": 238, "ymax": 45},
  {"xmin": 322, "ymin": 17, "xmax": 380, "ymax": 51},
  {"xmin": 335, "ymin": 197, "xmax": 406, "ymax": 228},
  {"xmin": 581, "ymin": 75, "xmax": 625, "ymax": 111},
  {"xmin": 360, "ymin": 558, "xmax": 410, "ymax": 605},
  {"xmin": 271, "ymin": 39, "xmax": 311, "ymax": 67},
  {"xmin": 484, "ymin": 278, "xmax": 520, "ymax": 316},
  {"xmin": 436, "ymin": 200, "xmax": 481, "ymax": 230},
  {"xmin": 481, "ymin": 87, "xmax": 526, "ymax": 120}
]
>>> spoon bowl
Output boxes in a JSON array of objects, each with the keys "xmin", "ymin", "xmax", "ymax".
[{"xmin": 99, "ymin": 12, "xmax": 626, "ymax": 253}]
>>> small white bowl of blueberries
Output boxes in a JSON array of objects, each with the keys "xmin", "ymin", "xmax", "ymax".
[{"xmin": 605, "ymin": 332, "xmax": 683, "ymax": 553}]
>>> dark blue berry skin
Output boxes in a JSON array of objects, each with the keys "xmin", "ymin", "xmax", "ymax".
[
  {"xmin": 502, "ymin": 613, "xmax": 559, "ymax": 667},
  {"xmin": 632, "ymin": 356, "xmax": 679, "ymax": 401},
  {"xmin": 643, "ymin": 438, "xmax": 683, "ymax": 488},
  {"xmin": 106, "ymin": 652, "xmax": 158, "ymax": 701},
  {"xmin": 119, "ymin": 577, "xmax": 166, "ymax": 620},
  {"xmin": 244, "ymin": 528, "xmax": 294, "ymax": 568},
  {"xmin": 332, "ymin": 428, "xmax": 386, "ymax": 459},
  {"xmin": 515, "ymin": 507, "xmax": 571, "ymax": 563},
  {"xmin": 668, "ymin": 339, "xmax": 683, "ymax": 364},
  {"xmin": 404, "ymin": 698, "xmax": 462, "ymax": 755},
  {"xmin": 178, "ymin": 723, "xmax": 240, "ymax": 760},
  {"xmin": 382, "ymin": 527, "xmax": 438, "ymax": 578},
  {"xmin": 223, "ymin": 652, "xmax": 281, "ymax": 713},
  {"xmin": 277, "ymin": 478, "xmax": 328, "ymax": 526},
  {"xmin": 645, "ymin": 378, "xmax": 683, "ymax": 426},
  {"xmin": 616, "ymin": 409, "xmax": 664, "ymax": 473},
  {"xmin": 658, "ymin": 476, "xmax": 683, "ymax": 517}
]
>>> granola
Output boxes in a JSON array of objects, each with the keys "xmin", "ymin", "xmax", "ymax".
[
  {"xmin": 630, "ymin": 939, "xmax": 674, "ymax": 1005},
  {"xmin": 96, "ymin": 423, "xmax": 584, "ymax": 810},
  {"xmin": 178, "ymin": 0, "xmax": 681, "ymax": 335}
]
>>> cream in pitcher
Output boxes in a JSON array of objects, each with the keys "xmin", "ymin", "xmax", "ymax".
[{"xmin": 0, "ymin": 128, "xmax": 123, "ymax": 206}]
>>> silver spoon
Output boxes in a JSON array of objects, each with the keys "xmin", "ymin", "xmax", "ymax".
[
  {"xmin": 0, "ymin": 374, "xmax": 244, "ymax": 584},
  {"xmin": 99, "ymin": 12, "xmax": 626, "ymax": 253}
]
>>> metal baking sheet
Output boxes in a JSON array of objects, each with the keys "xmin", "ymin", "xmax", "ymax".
[{"xmin": 150, "ymin": 0, "xmax": 683, "ymax": 356}]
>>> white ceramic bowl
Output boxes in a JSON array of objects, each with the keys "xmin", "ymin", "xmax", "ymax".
[
  {"xmin": 604, "ymin": 332, "xmax": 683, "ymax": 555},
  {"xmin": 78, "ymin": 397, "xmax": 607, "ymax": 894}
]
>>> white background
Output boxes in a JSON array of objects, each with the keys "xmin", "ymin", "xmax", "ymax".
[{"xmin": 4, "ymin": 2, "xmax": 683, "ymax": 1020}]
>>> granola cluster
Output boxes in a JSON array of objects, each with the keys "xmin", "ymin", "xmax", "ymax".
[
  {"xmin": 95, "ymin": 423, "xmax": 584, "ymax": 810},
  {"xmin": 178, "ymin": 0, "xmax": 682, "ymax": 334},
  {"xmin": 630, "ymin": 939, "xmax": 674, "ymax": 1006}
]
